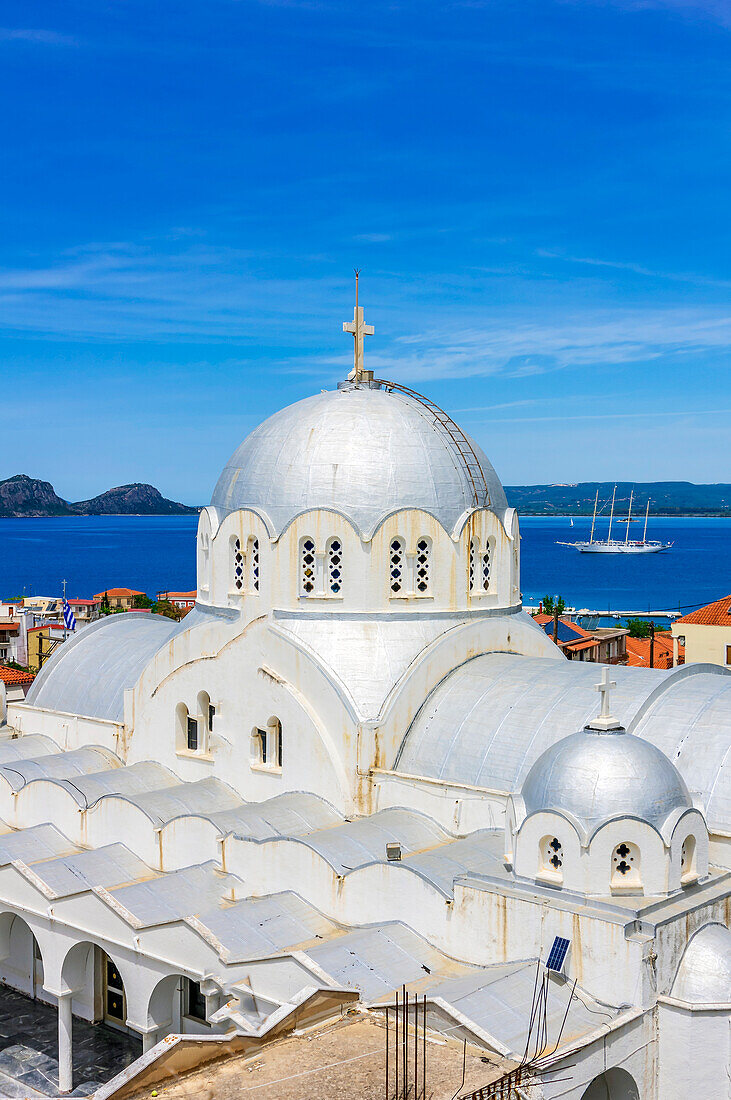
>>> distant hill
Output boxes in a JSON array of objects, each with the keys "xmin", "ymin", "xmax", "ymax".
[
  {"xmin": 506, "ymin": 481, "xmax": 731, "ymax": 516},
  {"xmin": 0, "ymin": 474, "xmax": 72, "ymax": 518},
  {"xmin": 73, "ymin": 483, "xmax": 197, "ymax": 516},
  {"xmin": 0, "ymin": 475, "xmax": 198, "ymax": 518}
]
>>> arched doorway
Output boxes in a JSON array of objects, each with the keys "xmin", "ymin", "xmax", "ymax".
[
  {"xmin": 581, "ymin": 1068, "xmax": 640, "ymax": 1100},
  {"xmin": 147, "ymin": 973, "xmax": 210, "ymax": 1044},
  {"xmin": 0, "ymin": 912, "xmax": 45, "ymax": 1001},
  {"xmin": 61, "ymin": 941, "xmax": 131, "ymax": 1031}
]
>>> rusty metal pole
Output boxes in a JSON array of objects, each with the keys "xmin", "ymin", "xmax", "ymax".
[
  {"xmin": 403, "ymin": 985, "xmax": 407, "ymax": 1099},
  {"xmin": 395, "ymin": 992, "xmax": 399, "ymax": 1100},
  {"xmin": 386, "ymin": 1004, "xmax": 389, "ymax": 1100},
  {"xmin": 422, "ymin": 995, "xmax": 426, "ymax": 1100},
  {"xmin": 414, "ymin": 991, "xmax": 418, "ymax": 1098}
]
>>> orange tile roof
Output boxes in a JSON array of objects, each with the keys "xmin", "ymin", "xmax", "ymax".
[
  {"xmin": 675, "ymin": 594, "xmax": 731, "ymax": 627},
  {"xmin": 0, "ymin": 666, "xmax": 35, "ymax": 685},
  {"xmin": 158, "ymin": 591, "xmax": 196, "ymax": 600},
  {"xmin": 92, "ymin": 588, "xmax": 144, "ymax": 599},
  {"xmin": 565, "ymin": 638, "xmax": 598, "ymax": 652},
  {"xmin": 625, "ymin": 633, "xmax": 680, "ymax": 670}
]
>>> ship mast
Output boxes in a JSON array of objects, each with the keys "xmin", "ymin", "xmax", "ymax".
[
  {"xmin": 642, "ymin": 498, "xmax": 650, "ymax": 543},
  {"xmin": 589, "ymin": 490, "xmax": 598, "ymax": 545},
  {"xmin": 624, "ymin": 490, "xmax": 633, "ymax": 545},
  {"xmin": 607, "ymin": 484, "xmax": 617, "ymax": 543}
]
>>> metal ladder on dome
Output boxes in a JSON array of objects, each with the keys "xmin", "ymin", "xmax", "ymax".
[{"xmin": 373, "ymin": 377, "xmax": 491, "ymax": 508}]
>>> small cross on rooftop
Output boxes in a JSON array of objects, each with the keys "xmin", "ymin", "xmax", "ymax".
[{"xmin": 588, "ymin": 666, "xmax": 622, "ymax": 732}]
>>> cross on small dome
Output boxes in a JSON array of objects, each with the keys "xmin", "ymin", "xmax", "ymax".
[{"xmin": 588, "ymin": 667, "xmax": 622, "ymax": 732}]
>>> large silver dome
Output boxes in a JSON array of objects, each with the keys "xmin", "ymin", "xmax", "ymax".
[
  {"xmin": 211, "ymin": 384, "xmax": 508, "ymax": 537},
  {"xmin": 521, "ymin": 725, "xmax": 691, "ymax": 834},
  {"xmin": 671, "ymin": 924, "xmax": 731, "ymax": 1003}
]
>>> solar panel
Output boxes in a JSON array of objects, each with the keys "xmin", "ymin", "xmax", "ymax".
[
  {"xmin": 539, "ymin": 620, "xmax": 583, "ymax": 644},
  {"xmin": 546, "ymin": 936, "xmax": 570, "ymax": 973}
]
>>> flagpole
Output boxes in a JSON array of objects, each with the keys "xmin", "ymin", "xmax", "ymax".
[{"xmin": 62, "ymin": 579, "xmax": 67, "ymax": 642}]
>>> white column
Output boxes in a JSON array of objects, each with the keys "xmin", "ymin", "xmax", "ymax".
[
  {"xmin": 58, "ymin": 992, "xmax": 73, "ymax": 1094},
  {"xmin": 673, "ymin": 635, "xmax": 679, "ymax": 668},
  {"xmin": 142, "ymin": 1030, "xmax": 157, "ymax": 1054}
]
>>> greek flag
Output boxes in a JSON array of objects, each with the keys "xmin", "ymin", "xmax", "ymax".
[{"xmin": 62, "ymin": 599, "xmax": 76, "ymax": 632}]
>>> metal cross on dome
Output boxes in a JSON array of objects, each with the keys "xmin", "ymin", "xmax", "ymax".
[{"xmin": 343, "ymin": 270, "xmax": 374, "ymax": 382}]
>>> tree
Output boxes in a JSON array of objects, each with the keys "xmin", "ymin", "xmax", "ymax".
[
  {"xmin": 133, "ymin": 593, "xmax": 154, "ymax": 609},
  {"xmin": 100, "ymin": 591, "xmax": 111, "ymax": 615},
  {"xmin": 542, "ymin": 595, "xmax": 566, "ymax": 616},
  {"xmin": 626, "ymin": 618, "xmax": 654, "ymax": 638},
  {"xmin": 152, "ymin": 599, "xmax": 182, "ymax": 622}
]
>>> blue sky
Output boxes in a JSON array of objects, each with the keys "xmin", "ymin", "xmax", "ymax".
[{"xmin": 1, "ymin": 0, "xmax": 729, "ymax": 504}]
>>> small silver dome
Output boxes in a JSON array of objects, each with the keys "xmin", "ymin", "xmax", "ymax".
[
  {"xmin": 521, "ymin": 725, "xmax": 691, "ymax": 834},
  {"xmin": 211, "ymin": 384, "xmax": 507, "ymax": 537},
  {"xmin": 672, "ymin": 924, "xmax": 731, "ymax": 1003}
]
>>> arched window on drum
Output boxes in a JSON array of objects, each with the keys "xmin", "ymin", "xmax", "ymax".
[
  {"xmin": 248, "ymin": 537, "xmax": 260, "ymax": 592},
  {"xmin": 415, "ymin": 537, "xmax": 432, "ymax": 594},
  {"xmin": 469, "ymin": 537, "xmax": 492, "ymax": 594},
  {"xmin": 389, "ymin": 538, "xmax": 405, "ymax": 594},
  {"xmin": 326, "ymin": 537, "xmax": 343, "ymax": 595},
  {"xmin": 300, "ymin": 537, "xmax": 316, "ymax": 595}
]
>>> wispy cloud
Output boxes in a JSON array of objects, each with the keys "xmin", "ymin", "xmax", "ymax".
[
  {"xmin": 1, "ymin": 241, "xmax": 730, "ymax": 387},
  {"xmin": 0, "ymin": 27, "xmax": 77, "ymax": 46},
  {"xmin": 467, "ymin": 407, "xmax": 731, "ymax": 425},
  {"xmin": 537, "ymin": 249, "xmax": 731, "ymax": 290},
  {"xmin": 354, "ymin": 233, "xmax": 393, "ymax": 243},
  {"xmin": 367, "ymin": 309, "xmax": 731, "ymax": 382}
]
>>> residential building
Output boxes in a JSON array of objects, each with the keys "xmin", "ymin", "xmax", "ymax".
[
  {"xmin": 533, "ymin": 613, "xmax": 628, "ymax": 663},
  {"xmin": 0, "ymin": 666, "xmax": 35, "ymax": 703},
  {"xmin": 626, "ymin": 631, "xmax": 682, "ymax": 669},
  {"xmin": 0, "ymin": 609, "xmax": 21, "ymax": 665},
  {"xmin": 92, "ymin": 588, "xmax": 144, "ymax": 611},
  {"xmin": 672, "ymin": 594, "xmax": 731, "ymax": 667},
  {"xmin": 156, "ymin": 590, "xmax": 196, "ymax": 610},
  {"xmin": 21, "ymin": 596, "xmax": 61, "ymax": 620},
  {"xmin": 66, "ymin": 597, "xmax": 102, "ymax": 627},
  {"xmin": 26, "ymin": 624, "xmax": 67, "ymax": 673}
]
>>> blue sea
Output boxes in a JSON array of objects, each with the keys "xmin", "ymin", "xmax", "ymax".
[{"xmin": 0, "ymin": 515, "xmax": 728, "ymax": 618}]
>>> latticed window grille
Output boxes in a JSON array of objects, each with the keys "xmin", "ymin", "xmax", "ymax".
[
  {"xmin": 389, "ymin": 538, "xmax": 404, "ymax": 593},
  {"xmin": 250, "ymin": 538, "xmax": 260, "ymax": 592},
  {"xmin": 469, "ymin": 538, "xmax": 478, "ymax": 592},
  {"xmin": 543, "ymin": 836, "xmax": 563, "ymax": 871},
  {"xmin": 233, "ymin": 538, "xmax": 245, "ymax": 591},
  {"xmin": 481, "ymin": 544, "xmax": 491, "ymax": 591},
  {"xmin": 415, "ymin": 538, "xmax": 431, "ymax": 593},
  {"xmin": 611, "ymin": 840, "xmax": 637, "ymax": 884},
  {"xmin": 614, "ymin": 842, "xmax": 632, "ymax": 875},
  {"xmin": 327, "ymin": 539, "xmax": 343, "ymax": 594},
  {"xmin": 301, "ymin": 538, "xmax": 316, "ymax": 594}
]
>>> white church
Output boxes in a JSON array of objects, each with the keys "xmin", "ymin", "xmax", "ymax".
[{"xmin": 0, "ymin": 296, "xmax": 729, "ymax": 1099}]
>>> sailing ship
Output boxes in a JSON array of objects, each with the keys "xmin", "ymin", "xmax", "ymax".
[{"xmin": 558, "ymin": 487, "xmax": 673, "ymax": 554}]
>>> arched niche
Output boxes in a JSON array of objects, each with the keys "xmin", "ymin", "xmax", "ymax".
[{"xmin": 581, "ymin": 1067, "xmax": 640, "ymax": 1100}]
